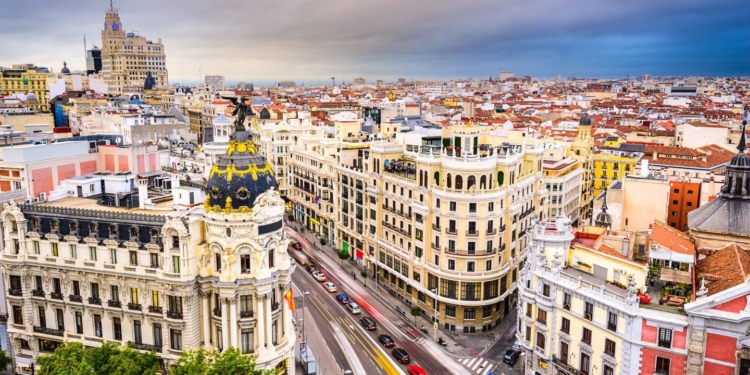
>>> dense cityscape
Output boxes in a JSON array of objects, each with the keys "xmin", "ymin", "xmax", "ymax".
[{"xmin": 0, "ymin": 1, "xmax": 748, "ymax": 375}]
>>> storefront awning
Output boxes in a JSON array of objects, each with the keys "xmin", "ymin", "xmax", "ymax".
[
  {"xmin": 650, "ymin": 250, "xmax": 693, "ymax": 264},
  {"xmin": 660, "ymin": 268, "xmax": 692, "ymax": 284}
]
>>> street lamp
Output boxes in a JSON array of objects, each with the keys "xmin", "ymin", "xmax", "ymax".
[
  {"xmin": 431, "ymin": 288, "xmax": 438, "ymax": 342},
  {"xmin": 301, "ymin": 291, "xmax": 310, "ymax": 347}
]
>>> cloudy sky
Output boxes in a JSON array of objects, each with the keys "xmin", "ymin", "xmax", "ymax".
[{"xmin": 1, "ymin": 0, "xmax": 748, "ymax": 85}]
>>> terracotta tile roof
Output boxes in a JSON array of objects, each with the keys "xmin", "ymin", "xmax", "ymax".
[
  {"xmin": 696, "ymin": 243, "xmax": 750, "ymax": 296},
  {"xmin": 596, "ymin": 243, "xmax": 629, "ymax": 261},
  {"xmin": 651, "ymin": 220, "xmax": 695, "ymax": 255}
]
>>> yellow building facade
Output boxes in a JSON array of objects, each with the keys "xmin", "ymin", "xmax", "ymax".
[
  {"xmin": 593, "ymin": 154, "xmax": 640, "ymax": 196},
  {"xmin": 0, "ymin": 70, "xmax": 49, "ymax": 112}
]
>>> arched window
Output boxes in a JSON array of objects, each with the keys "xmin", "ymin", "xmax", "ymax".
[
  {"xmin": 268, "ymin": 250, "xmax": 275, "ymax": 268},
  {"xmin": 446, "ymin": 174, "xmax": 452, "ymax": 188},
  {"xmin": 480, "ymin": 175, "xmax": 487, "ymax": 189},
  {"xmin": 455, "ymin": 175, "xmax": 463, "ymax": 190},
  {"xmin": 129, "ymin": 227, "xmax": 138, "ymax": 239},
  {"xmin": 434, "ymin": 171, "xmax": 440, "ymax": 186},
  {"xmin": 467, "ymin": 175, "xmax": 476, "ymax": 190},
  {"xmin": 497, "ymin": 171, "xmax": 505, "ymax": 186}
]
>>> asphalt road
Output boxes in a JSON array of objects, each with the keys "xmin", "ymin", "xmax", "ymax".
[
  {"xmin": 288, "ymin": 228, "xmax": 466, "ymax": 375},
  {"xmin": 483, "ymin": 321, "xmax": 521, "ymax": 375}
]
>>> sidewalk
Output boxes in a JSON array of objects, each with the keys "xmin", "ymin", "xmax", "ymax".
[{"xmin": 287, "ymin": 222, "xmax": 518, "ymax": 359}]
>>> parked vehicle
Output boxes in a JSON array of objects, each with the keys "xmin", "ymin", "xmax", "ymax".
[
  {"xmin": 346, "ymin": 302, "xmax": 361, "ymax": 314},
  {"xmin": 360, "ymin": 317, "xmax": 377, "ymax": 330},
  {"xmin": 335, "ymin": 293, "xmax": 350, "ymax": 304},
  {"xmin": 323, "ymin": 282, "xmax": 337, "ymax": 293},
  {"xmin": 512, "ymin": 340, "xmax": 520, "ymax": 352},
  {"xmin": 377, "ymin": 334, "xmax": 394, "ymax": 348},
  {"xmin": 391, "ymin": 348, "xmax": 411, "ymax": 364},
  {"xmin": 503, "ymin": 349, "xmax": 519, "ymax": 366}
]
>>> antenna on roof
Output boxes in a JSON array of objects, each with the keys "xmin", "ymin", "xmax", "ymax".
[
  {"xmin": 110, "ymin": 0, "xmax": 114, "ymax": 11},
  {"xmin": 739, "ymin": 106, "xmax": 749, "ymax": 153}
]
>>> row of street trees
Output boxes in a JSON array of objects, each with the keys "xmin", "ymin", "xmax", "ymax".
[{"xmin": 34, "ymin": 342, "xmax": 275, "ymax": 375}]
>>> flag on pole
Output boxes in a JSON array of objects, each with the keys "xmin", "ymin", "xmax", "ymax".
[{"xmin": 285, "ymin": 289, "xmax": 295, "ymax": 313}]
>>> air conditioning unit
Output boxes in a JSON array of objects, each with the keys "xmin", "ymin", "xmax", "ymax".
[{"xmin": 651, "ymin": 244, "xmax": 659, "ymax": 250}]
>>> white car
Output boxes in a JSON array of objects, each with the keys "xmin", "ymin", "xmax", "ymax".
[
  {"xmin": 346, "ymin": 302, "xmax": 361, "ymax": 314},
  {"xmin": 313, "ymin": 271, "xmax": 327, "ymax": 282},
  {"xmin": 323, "ymin": 282, "xmax": 337, "ymax": 292}
]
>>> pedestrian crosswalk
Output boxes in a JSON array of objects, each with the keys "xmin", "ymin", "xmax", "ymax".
[{"xmin": 458, "ymin": 357, "xmax": 497, "ymax": 375}]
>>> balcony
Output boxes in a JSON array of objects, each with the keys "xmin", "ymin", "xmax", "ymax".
[
  {"xmin": 382, "ymin": 221, "xmax": 411, "ymax": 236},
  {"xmin": 240, "ymin": 311, "xmax": 254, "ymax": 318},
  {"xmin": 445, "ymin": 227, "xmax": 457, "ymax": 235},
  {"xmin": 34, "ymin": 326, "xmax": 64, "ymax": 337},
  {"xmin": 129, "ymin": 342, "xmax": 162, "ymax": 353},
  {"xmin": 108, "ymin": 300, "xmax": 122, "ymax": 308},
  {"xmin": 444, "ymin": 247, "xmax": 497, "ymax": 256},
  {"xmin": 166, "ymin": 311, "xmax": 183, "ymax": 320},
  {"xmin": 51, "ymin": 292, "xmax": 64, "ymax": 300},
  {"xmin": 500, "ymin": 224, "xmax": 507, "ymax": 232},
  {"xmin": 149, "ymin": 306, "xmax": 163, "ymax": 314},
  {"xmin": 466, "ymin": 230, "xmax": 479, "ymax": 237},
  {"xmin": 486, "ymin": 228, "xmax": 497, "ymax": 235},
  {"xmin": 213, "ymin": 308, "xmax": 222, "ymax": 317},
  {"xmin": 69, "ymin": 295, "xmax": 83, "ymax": 303},
  {"xmin": 552, "ymin": 355, "xmax": 584, "ymax": 375},
  {"xmin": 431, "ymin": 243, "xmax": 440, "ymax": 251},
  {"xmin": 128, "ymin": 303, "xmax": 142, "ymax": 311},
  {"xmin": 432, "ymin": 224, "xmax": 441, "ymax": 231},
  {"xmin": 32, "ymin": 289, "xmax": 45, "ymax": 297},
  {"xmin": 88, "ymin": 297, "xmax": 102, "ymax": 305}
]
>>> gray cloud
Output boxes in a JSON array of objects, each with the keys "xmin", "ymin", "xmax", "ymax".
[{"xmin": 0, "ymin": 0, "xmax": 747, "ymax": 85}]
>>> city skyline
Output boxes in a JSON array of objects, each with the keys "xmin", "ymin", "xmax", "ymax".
[{"xmin": 0, "ymin": 0, "xmax": 748, "ymax": 85}]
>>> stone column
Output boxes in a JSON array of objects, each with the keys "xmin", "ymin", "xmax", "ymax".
[
  {"xmin": 256, "ymin": 296, "xmax": 265, "ymax": 349},
  {"xmin": 229, "ymin": 298, "xmax": 238, "ymax": 348},
  {"xmin": 281, "ymin": 292, "xmax": 289, "ymax": 339},
  {"xmin": 265, "ymin": 294, "xmax": 273, "ymax": 347},
  {"xmin": 221, "ymin": 298, "xmax": 229, "ymax": 350},
  {"xmin": 202, "ymin": 293, "xmax": 210, "ymax": 346}
]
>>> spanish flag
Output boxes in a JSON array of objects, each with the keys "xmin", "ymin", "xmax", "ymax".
[{"xmin": 285, "ymin": 289, "xmax": 295, "ymax": 313}]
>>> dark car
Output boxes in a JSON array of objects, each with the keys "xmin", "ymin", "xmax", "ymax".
[
  {"xmin": 335, "ymin": 293, "xmax": 350, "ymax": 304},
  {"xmin": 503, "ymin": 349, "xmax": 519, "ymax": 366},
  {"xmin": 305, "ymin": 265, "xmax": 318, "ymax": 273},
  {"xmin": 289, "ymin": 242, "xmax": 303, "ymax": 251},
  {"xmin": 392, "ymin": 348, "xmax": 411, "ymax": 364},
  {"xmin": 360, "ymin": 317, "xmax": 377, "ymax": 330},
  {"xmin": 377, "ymin": 334, "xmax": 395, "ymax": 348}
]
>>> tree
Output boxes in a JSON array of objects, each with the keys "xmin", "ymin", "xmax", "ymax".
[
  {"xmin": 36, "ymin": 341, "xmax": 160, "ymax": 375},
  {"xmin": 410, "ymin": 306, "xmax": 422, "ymax": 326},
  {"xmin": 360, "ymin": 269, "xmax": 368, "ymax": 287},
  {"xmin": 338, "ymin": 249, "xmax": 349, "ymax": 264},
  {"xmin": 0, "ymin": 349, "xmax": 12, "ymax": 374},
  {"xmin": 172, "ymin": 347, "xmax": 272, "ymax": 375}
]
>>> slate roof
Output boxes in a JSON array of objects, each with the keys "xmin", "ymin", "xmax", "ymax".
[{"xmin": 688, "ymin": 198, "xmax": 750, "ymax": 236}]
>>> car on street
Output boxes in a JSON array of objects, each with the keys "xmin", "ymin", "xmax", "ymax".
[
  {"xmin": 313, "ymin": 271, "xmax": 327, "ymax": 282},
  {"xmin": 323, "ymin": 282, "xmax": 337, "ymax": 292},
  {"xmin": 305, "ymin": 265, "xmax": 318, "ymax": 273},
  {"xmin": 360, "ymin": 317, "xmax": 377, "ymax": 330},
  {"xmin": 346, "ymin": 302, "xmax": 361, "ymax": 314},
  {"xmin": 335, "ymin": 293, "xmax": 349, "ymax": 304},
  {"xmin": 391, "ymin": 348, "xmax": 411, "ymax": 364},
  {"xmin": 377, "ymin": 334, "xmax": 395, "ymax": 347},
  {"xmin": 289, "ymin": 242, "xmax": 303, "ymax": 251},
  {"xmin": 503, "ymin": 349, "xmax": 519, "ymax": 366},
  {"xmin": 407, "ymin": 365, "xmax": 427, "ymax": 375}
]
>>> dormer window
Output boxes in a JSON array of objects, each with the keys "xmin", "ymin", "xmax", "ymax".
[
  {"xmin": 150, "ymin": 229, "xmax": 159, "ymax": 243},
  {"xmin": 32, "ymin": 218, "xmax": 40, "ymax": 229},
  {"xmin": 70, "ymin": 221, "xmax": 78, "ymax": 232},
  {"xmin": 129, "ymin": 227, "xmax": 138, "ymax": 239},
  {"xmin": 171, "ymin": 236, "xmax": 179, "ymax": 249},
  {"xmin": 109, "ymin": 225, "xmax": 118, "ymax": 236},
  {"xmin": 89, "ymin": 223, "xmax": 97, "ymax": 236},
  {"xmin": 51, "ymin": 220, "xmax": 59, "ymax": 231}
]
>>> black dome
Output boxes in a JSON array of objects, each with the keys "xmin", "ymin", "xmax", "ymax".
[
  {"xmin": 61, "ymin": 61, "xmax": 70, "ymax": 74},
  {"xmin": 579, "ymin": 113, "xmax": 591, "ymax": 126},
  {"xmin": 205, "ymin": 131, "xmax": 277, "ymax": 213}
]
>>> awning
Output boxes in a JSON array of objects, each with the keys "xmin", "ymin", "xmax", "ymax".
[
  {"xmin": 660, "ymin": 268, "xmax": 692, "ymax": 284},
  {"xmin": 650, "ymin": 250, "xmax": 693, "ymax": 264},
  {"xmin": 137, "ymin": 170, "xmax": 165, "ymax": 178}
]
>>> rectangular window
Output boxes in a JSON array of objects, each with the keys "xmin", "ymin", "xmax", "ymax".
[
  {"xmin": 272, "ymin": 320, "xmax": 278, "ymax": 345},
  {"xmin": 584, "ymin": 302, "xmax": 593, "ymax": 320},
  {"xmin": 658, "ymin": 328, "xmax": 672, "ymax": 348},
  {"xmin": 153, "ymin": 324, "xmax": 162, "ymax": 347},
  {"xmin": 467, "ymin": 261, "xmax": 475, "ymax": 272},
  {"xmin": 110, "ymin": 248, "xmax": 117, "ymax": 264},
  {"xmin": 448, "ymin": 259, "xmax": 455, "ymax": 270},
  {"xmin": 436, "ymin": 199, "xmax": 440, "ymax": 208},
  {"xmin": 483, "ymin": 306, "xmax": 492, "ymax": 318},
  {"xmin": 603, "ymin": 364, "xmax": 614, "ymax": 375},
  {"xmin": 445, "ymin": 305, "xmax": 456, "ymax": 317},
  {"xmin": 563, "ymin": 293, "xmax": 571, "ymax": 310},
  {"xmin": 536, "ymin": 332, "xmax": 545, "ymax": 349},
  {"xmin": 607, "ymin": 312, "xmax": 618, "ymax": 331},
  {"xmin": 559, "ymin": 342, "xmax": 569, "ymax": 364},
  {"xmin": 582, "ymin": 327, "xmax": 592, "ymax": 344},
  {"xmin": 542, "ymin": 284, "xmax": 550, "ymax": 297},
  {"xmin": 150, "ymin": 253, "xmax": 158, "ymax": 268},
  {"xmin": 655, "ymin": 357, "xmax": 671, "ymax": 374},
  {"xmin": 73, "ymin": 281, "xmax": 80, "ymax": 296},
  {"xmin": 172, "ymin": 256, "xmax": 180, "ymax": 273},
  {"xmin": 129, "ymin": 251, "xmax": 138, "ymax": 266},
  {"xmin": 90, "ymin": 247, "xmax": 97, "ymax": 261},
  {"xmin": 469, "ymin": 203, "xmax": 476, "ymax": 212},
  {"xmin": 169, "ymin": 296, "xmax": 183, "ymax": 314},
  {"xmin": 134, "ymin": 320, "xmax": 143, "ymax": 344},
  {"xmin": 111, "ymin": 285, "xmax": 119, "ymax": 301},
  {"xmin": 70, "ymin": 245, "xmax": 77, "ymax": 259},
  {"xmin": 526, "ymin": 303, "xmax": 533, "ymax": 317},
  {"xmin": 91, "ymin": 283, "xmax": 100, "ymax": 298},
  {"xmin": 241, "ymin": 329, "xmax": 255, "ymax": 354},
  {"xmin": 464, "ymin": 308, "xmax": 476, "ymax": 320},
  {"xmin": 241, "ymin": 255, "xmax": 251, "ymax": 273},
  {"xmin": 605, "ymin": 338, "xmax": 616, "ymax": 357},
  {"xmin": 488, "ymin": 202, "xmax": 494, "ymax": 211},
  {"xmin": 12, "ymin": 305, "xmax": 23, "ymax": 325},
  {"xmin": 52, "ymin": 243, "xmax": 59, "ymax": 257},
  {"xmin": 537, "ymin": 309, "xmax": 547, "ymax": 324},
  {"xmin": 33, "ymin": 241, "xmax": 40, "ymax": 254},
  {"xmin": 561, "ymin": 317, "xmax": 570, "ymax": 333},
  {"xmin": 94, "ymin": 315, "xmax": 102, "ymax": 337},
  {"xmin": 152, "ymin": 291, "xmax": 159, "ymax": 307},
  {"xmin": 449, "ymin": 201, "xmax": 456, "ymax": 211},
  {"xmin": 485, "ymin": 259, "xmax": 492, "ymax": 271},
  {"xmin": 170, "ymin": 329, "xmax": 183, "ymax": 350},
  {"xmin": 130, "ymin": 288, "xmax": 139, "ymax": 304},
  {"xmin": 38, "ymin": 306, "xmax": 46, "ymax": 328},
  {"xmin": 113, "ymin": 317, "xmax": 122, "ymax": 340},
  {"xmin": 580, "ymin": 353, "xmax": 591, "ymax": 375}
]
